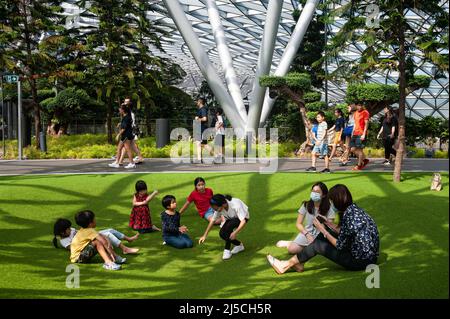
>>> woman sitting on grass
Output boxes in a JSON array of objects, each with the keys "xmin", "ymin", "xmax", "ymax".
[
  {"xmin": 267, "ymin": 184, "xmax": 379, "ymax": 274},
  {"xmin": 276, "ymin": 182, "xmax": 336, "ymax": 254},
  {"xmin": 53, "ymin": 218, "xmax": 140, "ymax": 255}
]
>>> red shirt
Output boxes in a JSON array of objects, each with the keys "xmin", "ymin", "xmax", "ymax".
[
  {"xmin": 353, "ymin": 109, "xmax": 370, "ymax": 136},
  {"xmin": 187, "ymin": 188, "xmax": 214, "ymax": 217}
]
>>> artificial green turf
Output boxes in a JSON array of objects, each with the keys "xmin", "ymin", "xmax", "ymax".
[{"xmin": 0, "ymin": 172, "xmax": 448, "ymax": 299}]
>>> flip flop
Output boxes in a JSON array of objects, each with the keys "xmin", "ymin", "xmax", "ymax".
[{"xmin": 266, "ymin": 255, "xmax": 283, "ymax": 275}]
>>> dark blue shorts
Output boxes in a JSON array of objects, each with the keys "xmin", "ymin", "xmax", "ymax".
[
  {"xmin": 350, "ymin": 135, "xmax": 365, "ymax": 149},
  {"xmin": 343, "ymin": 126, "xmax": 354, "ymax": 137}
]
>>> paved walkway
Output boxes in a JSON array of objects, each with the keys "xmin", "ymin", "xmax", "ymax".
[{"xmin": 0, "ymin": 158, "xmax": 447, "ymax": 176}]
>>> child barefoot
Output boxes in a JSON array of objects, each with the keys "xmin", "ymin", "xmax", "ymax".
[
  {"xmin": 130, "ymin": 180, "xmax": 160, "ymax": 233},
  {"xmin": 198, "ymin": 194, "xmax": 249, "ymax": 260},
  {"xmin": 161, "ymin": 195, "xmax": 193, "ymax": 249},
  {"xmin": 69, "ymin": 210, "xmax": 126, "ymax": 270},
  {"xmin": 53, "ymin": 218, "xmax": 140, "ymax": 255}
]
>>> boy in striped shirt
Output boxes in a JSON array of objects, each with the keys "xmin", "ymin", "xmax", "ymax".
[{"xmin": 306, "ymin": 112, "xmax": 331, "ymax": 173}]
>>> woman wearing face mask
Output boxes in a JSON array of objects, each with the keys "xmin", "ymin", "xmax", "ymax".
[
  {"xmin": 268, "ymin": 184, "xmax": 379, "ymax": 274},
  {"xmin": 276, "ymin": 182, "xmax": 336, "ymax": 255}
]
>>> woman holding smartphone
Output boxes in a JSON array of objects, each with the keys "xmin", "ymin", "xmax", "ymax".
[
  {"xmin": 276, "ymin": 182, "xmax": 336, "ymax": 255},
  {"xmin": 268, "ymin": 184, "xmax": 379, "ymax": 274}
]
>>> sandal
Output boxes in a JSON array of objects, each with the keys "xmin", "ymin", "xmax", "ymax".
[{"xmin": 266, "ymin": 255, "xmax": 284, "ymax": 274}]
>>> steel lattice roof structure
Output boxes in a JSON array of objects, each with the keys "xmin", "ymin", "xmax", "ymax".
[{"xmin": 62, "ymin": 0, "xmax": 449, "ymax": 119}]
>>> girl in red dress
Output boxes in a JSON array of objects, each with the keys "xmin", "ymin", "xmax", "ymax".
[{"xmin": 130, "ymin": 180, "xmax": 160, "ymax": 233}]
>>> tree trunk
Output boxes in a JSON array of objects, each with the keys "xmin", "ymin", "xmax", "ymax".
[
  {"xmin": 106, "ymin": 93, "xmax": 113, "ymax": 144},
  {"xmin": 280, "ymin": 86, "xmax": 311, "ymax": 141},
  {"xmin": 393, "ymin": 12, "xmax": 406, "ymax": 183},
  {"xmin": 21, "ymin": 1, "xmax": 40, "ymax": 148}
]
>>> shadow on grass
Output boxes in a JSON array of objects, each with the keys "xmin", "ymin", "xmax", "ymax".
[{"xmin": 0, "ymin": 172, "xmax": 448, "ymax": 298}]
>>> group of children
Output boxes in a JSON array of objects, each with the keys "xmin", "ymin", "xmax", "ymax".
[
  {"xmin": 53, "ymin": 177, "xmax": 250, "ymax": 270},
  {"xmin": 304, "ymin": 103, "xmax": 371, "ymax": 173}
]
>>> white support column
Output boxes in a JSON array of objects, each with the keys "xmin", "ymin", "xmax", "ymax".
[
  {"xmin": 259, "ymin": 0, "xmax": 319, "ymax": 126},
  {"xmin": 247, "ymin": 0, "xmax": 283, "ymax": 133},
  {"xmin": 162, "ymin": 0, "xmax": 245, "ymax": 130},
  {"xmin": 206, "ymin": 0, "xmax": 247, "ymax": 123}
]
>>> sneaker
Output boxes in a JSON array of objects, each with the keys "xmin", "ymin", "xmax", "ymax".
[
  {"xmin": 320, "ymin": 168, "xmax": 331, "ymax": 173},
  {"xmin": 162, "ymin": 241, "xmax": 166, "ymax": 245},
  {"xmin": 222, "ymin": 249, "xmax": 232, "ymax": 260},
  {"xmin": 231, "ymin": 244, "xmax": 245, "ymax": 255},
  {"xmin": 133, "ymin": 156, "xmax": 140, "ymax": 162},
  {"xmin": 383, "ymin": 159, "xmax": 391, "ymax": 165},
  {"xmin": 339, "ymin": 162, "xmax": 348, "ymax": 167},
  {"xmin": 115, "ymin": 255, "xmax": 127, "ymax": 264},
  {"xmin": 103, "ymin": 262, "xmax": 121, "ymax": 271},
  {"xmin": 305, "ymin": 166, "xmax": 316, "ymax": 172},
  {"xmin": 108, "ymin": 162, "xmax": 120, "ymax": 168},
  {"xmin": 352, "ymin": 165, "xmax": 362, "ymax": 171},
  {"xmin": 111, "ymin": 155, "xmax": 116, "ymax": 160},
  {"xmin": 124, "ymin": 163, "xmax": 136, "ymax": 169}
]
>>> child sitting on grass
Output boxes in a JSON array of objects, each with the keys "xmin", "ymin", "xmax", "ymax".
[
  {"xmin": 53, "ymin": 218, "xmax": 139, "ymax": 255},
  {"xmin": 161, "ymin": 195, "xmax": 193, "ymax": 249},
  {"xmin": 69, "ymin": 210, "xmax": 126, "ymax": 271},
  {"xmin": 130, "ymin": 180, "xmax": 160, "ymax": 233}
]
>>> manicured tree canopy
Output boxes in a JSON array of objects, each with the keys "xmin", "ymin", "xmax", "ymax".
[
  {"xmin": 345, "ymin": 83, "xmax": 399, "ymax": 115},
  {"xmin": 260, "ymin": 72, "xmax": 312, "ymax": 138}
]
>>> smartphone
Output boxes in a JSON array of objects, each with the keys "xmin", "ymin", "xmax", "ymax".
[{"xmin": 316, "ymin": 215, "xmax": 327, "ymax": 224}]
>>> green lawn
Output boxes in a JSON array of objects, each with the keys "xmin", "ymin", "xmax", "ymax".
[{"xmin": 0, "ymin": 172, "xmax": 448, "ymax": 299}]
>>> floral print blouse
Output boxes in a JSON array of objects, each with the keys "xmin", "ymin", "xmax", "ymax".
[{"xmin": 336, "ymin": 203, "xmax": 380, "ymax": 261}]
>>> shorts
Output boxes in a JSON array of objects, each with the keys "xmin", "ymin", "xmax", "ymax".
[
  {"xmin": 214, "ymin": 134, "xmax": 225, "ymax": 147},
  {"xmin": 343, "ymin": 126, "xmax": 353, "ymax": 137},
  {"xmin": 203, "ymin": 207, "xmax": 215, "ymax": 221},
  {"xmin": 293, "ymin": 232, "xmax": 318, "ymax": 247},
  {"xmin": 333, "ymin": 131, "xmax": 343, "ymax": 145},
  {"xmin": 350, "ymin": 135, "xmax": 365, "ymax": 149},
  {"xmin": 121, "ymin": 134, "xmax": 134, "ymax": 143},
  {"xmin": 194, "ymin": 128, "xmax": 208, "ymax": 145},
  {"xmin": 312, "ymin": 143, "xmax": 328, "ymax": 157},
  {"xmin": 76, "ymin": 243, "xmax": 97, "ymax": 263}
]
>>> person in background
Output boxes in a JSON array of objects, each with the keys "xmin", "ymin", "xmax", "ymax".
[
  {"xmin": 328, "ymin": 108, "xmax": 345, "ymax": 161},
  {"xmin": 350, "ymin": 103, "xmax": 370, "ymax": 171},
  {"xmin": 377, "ymin": 106, "xmax": 398, "ymax": 165},
  {"xmin": 306, "ymin": 112, "xmax": 331, "ymax": 173},
  {"xmin": 339, "ymin": 104, "xmax": 355, "ymax": 167}
]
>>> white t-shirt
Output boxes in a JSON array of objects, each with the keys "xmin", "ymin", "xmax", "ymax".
[
  {"xmin": 298, "ymin": 204, "xmax": 336, "ymax": 237},
  {"xmin": 212, "ymin": 198, "xmax": 249, "ymax": 221},
  {"xmin": 59, "ymin": 227, "xmax": 77, "ymax": 249},
  {"xmin": 215, "ymin": 115, "xmax": 225, "ymax": 135}
]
